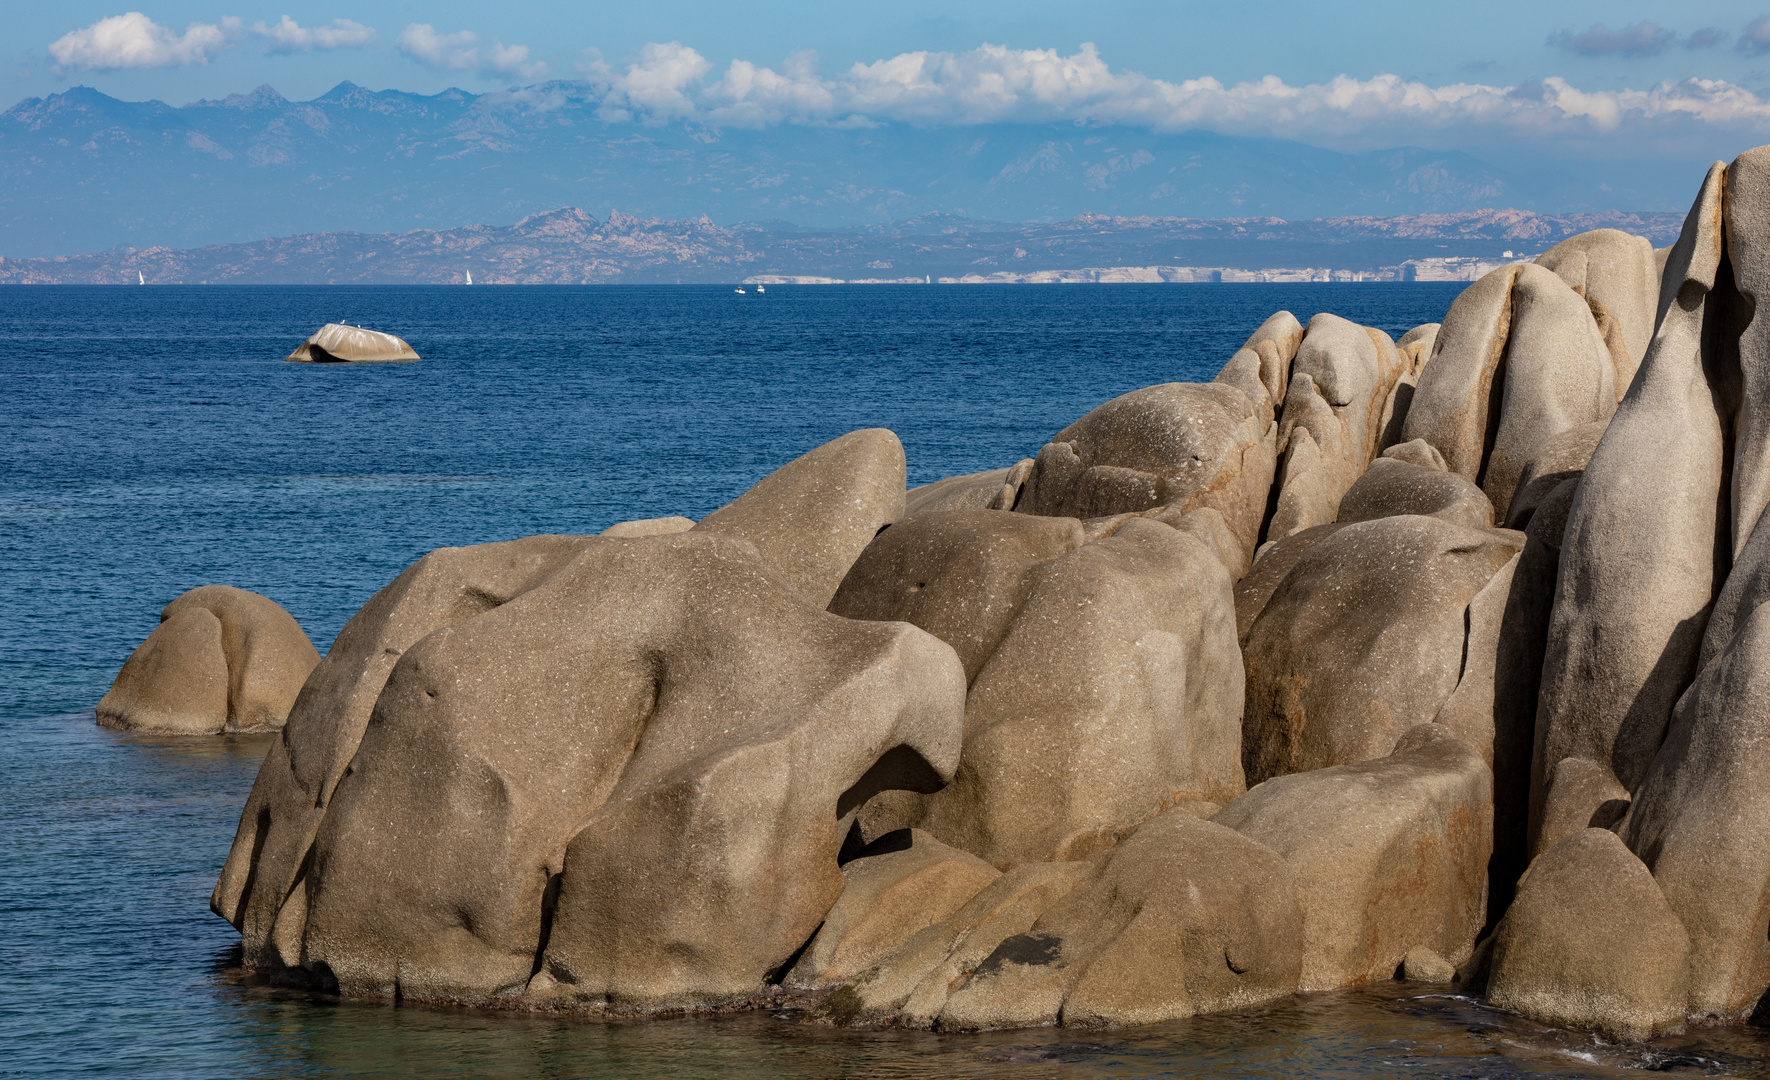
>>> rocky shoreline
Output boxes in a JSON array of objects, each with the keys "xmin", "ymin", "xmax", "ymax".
[{"xmin": 95, "ymin": 144, "xmax": 1770, "ymax": 1043}]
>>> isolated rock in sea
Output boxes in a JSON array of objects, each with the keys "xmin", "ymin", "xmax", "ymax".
[
  {"xmin": 1535, "ymin": 228, "xmax": 1659, "ymax": 390},
  {"xmin": 693, "ymin": 428, "xmax": 907, "ymax": 607},
  {"xmin": 213, "ymin": 534, "xmax": 602, "ymax": 962},
  {"xmin": 599, "ymin": 515, "xmax": 695, "ymax": 537},
  {"xmin": 1013, "ymin": 382, "xmax": 1276, "ymax": 564},
  {"xmin": 1240, "ymin": 516, "xmax": 1523, "ymax": 784},
  {"xmin": 97, "ymin": 585, "xmax": 319, "ymax": 734},
  {"xmin": 903, "ymin": 469, "xmax": 1013, "ymax": 516},
  {"xmin": 1532, "ymin": 164, "xmax": 1731, "ymax": 847},
  {"xmin": 1214, "ymin": 724, "xmax": 1493, "ymax": 991},
  {"xmin": 1333, "ymin": 456, "xmax": 1495, "ymax": 532},
  {"xmin": 1619, "ymin": 503, "xmax": 1770, "ymax": 1021},
  {"xmin": 250, "ymin": 533, "xmax": 966, "ymax": 1010},
  {"xmin": 1267, "ymin": 314, "xmax": 1407, "ymax": 539},
  {"xmin": 1488, "ymin": 829, "xmax": 1689, "ymax": 1042},
  {"xmin": 934, "ymin": 811, "xmax": 1303, "ymax": 1030},
  {"xmin": 784, "ymin": 830, "xmax": 1000, "ymax": 990},
  {"xmin": 1401, "ymin": 262, "xmax": 1616, "ymax": 516},
  {"xmin": 911, "ymin": 518, "xmax": 1246, "ymax": 865},
  {"xmin": 828, "ymin": 509, "xmax": 1085, "ymax": 684},
  {"xmin": 284, "ymin": 323, "xmax": 420, "ymax": 362}
]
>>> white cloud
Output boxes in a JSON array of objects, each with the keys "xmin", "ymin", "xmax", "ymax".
[
  {"xmin": 255, "ymin": 16, "xmax": 375, "ymax": 55},
  {"xmin": 579, "ymin": 42, "xmax": 712, "ymax": 121},
  {"xmin": 566, "ymin": 41, "xmax": 1770, "ymax": 153},
  {"xmin": 49, "ymin": 12, "xmax": 241, "ymax": 72},
  {"xmin": 398, "ymin": 23, "xmax": 548, "ymax": 80}
]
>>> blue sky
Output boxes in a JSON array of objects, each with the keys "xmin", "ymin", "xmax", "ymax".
[{"xmin": 16, "ymin": 2, "xmax": 1770, "ymax": 164}]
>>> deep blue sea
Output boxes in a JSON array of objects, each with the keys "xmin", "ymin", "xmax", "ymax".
[{"xmin": 6, "ymin": 283, "xmax": 1766, "ymax": 1078}]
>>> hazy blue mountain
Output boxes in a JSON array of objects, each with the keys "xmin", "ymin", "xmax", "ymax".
[{"xmin": 0, "ymin": 81, "xmax": 1669, "ymax": 259}]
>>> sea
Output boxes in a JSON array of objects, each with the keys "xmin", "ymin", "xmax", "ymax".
[{"xmin": 5, "ymin": 283, "xmax": 1767, "ymax": 1078}]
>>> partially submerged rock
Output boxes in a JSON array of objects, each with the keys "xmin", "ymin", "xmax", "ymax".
[
  {"xmin": 1214, "ymin": 725, "xmax": 1492, "ymax": 991},
  {"xmin": 226, "ymin": 532, "xmax": 967, "ymax": 1011},
  {"xmin": 934, "ymin": 812, "xmax": 1302, "ymax": 1030},
  {"xmin": 1488, "ymin": 829, "xmax": 1689, "ymax": 1042},
  {"xmin": 284, "ymin": 323, "xmax": 420, "ymax": 362},
  {"xmin": 97, "ymin": 585, "xmax": 319, "ymax": 734}
]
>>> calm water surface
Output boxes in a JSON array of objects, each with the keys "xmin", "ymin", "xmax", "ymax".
[{"xmin": 6, "ymin": 284, "xmax": 1763, "ymax": 1077}]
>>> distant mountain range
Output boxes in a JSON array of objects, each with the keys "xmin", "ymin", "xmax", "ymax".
[
  {"xmin": 0, "ymin": 207, "xmax": 1685, "ymax": 285},
  {"xmin": 0, "ymin": 82, "xmax": 1699, "ymax": 260}
]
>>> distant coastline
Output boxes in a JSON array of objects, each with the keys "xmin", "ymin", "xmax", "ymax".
[{"xmin": 0, "ymin": 208, "xmax": 1674, "ymax": 286}]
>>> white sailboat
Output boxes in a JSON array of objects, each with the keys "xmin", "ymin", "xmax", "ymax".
[
  {"xmin": 756, "ymin": 285, "xmax": 765, "ymax": 293},
  {"xmin": 465, "ymin": 269, "xmax": 473, "ymax": 285},
  {"xmin": 735, "ymin": 286, "xmax": 746, "ymax": 294},
  {"xmin": 138, "ymin": 271, "xmax": 145, "ymax": 285},
  {"xmin": 925, "ymin": 275, "xmax": 931, "ymax": 284}
]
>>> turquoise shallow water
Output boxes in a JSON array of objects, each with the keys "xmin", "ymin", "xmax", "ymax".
[{"xmin": 6, "ymin": 283, "xmax": 1766, "ymax": 1078}]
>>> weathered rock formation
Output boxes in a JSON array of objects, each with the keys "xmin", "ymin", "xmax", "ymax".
[
  {"xmin": 98, "ymin": 585, "xmax": 319, "ymax": 734},
  {"xmin": 197, "ymin": 153, "xmax": 1770, "ymax": 1046}
]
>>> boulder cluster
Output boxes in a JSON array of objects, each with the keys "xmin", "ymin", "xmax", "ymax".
[{"xmin": 100, "ymin": 147, "xmax": 1770, "ymax": 1041}]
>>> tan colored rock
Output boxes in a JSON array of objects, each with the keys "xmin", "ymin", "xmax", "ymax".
[
  {"xmin": 1502, "ymin": 420, "xmax": 1605, "ymax": 530},
  {"xmin": 1213, "ymin": 724, "xmax": 1493, "ymax": 991},
  {"xmin": 1240, "ymin": 516, "xmax": 1523, "ymax": 785},
  {"xmin": 935, "ymin": 812, "xmax": 1302, "ymax": 1030},
  {"xmin": 238, "ymin": 533, "xmax": 965, "ymax": 1010},
  {"xmin": 1334, "ymin": 457, "xmax": 1494, "ymax": 531},
  {"xmin": 600, "ymin": 515, "xmax": 695, "ymax": 537},
  {"xmin": 1536, "ymin": 757, "xmax": 1631, "ymax": 857},
  {"xmin": 1264, "ymin": 420, "xmax": 1337, "ymax": 541},
  {"xmin": 1382, "ymin": 438, "xmax": 1448, "ymax": 470},
  {"xmin": 1536, "ymin": 228, "xmax": 1659, "ymax": 391},
  {"xmin": 1620, "ymin": 498, "xmax": 1770, "ymax": 1020},
  {"xmin": 1532, "ymin": 163, "xmax": 1731, "ymax": 845},
  {"xmin": 1480, "ymin": 263, "xmax": 1618, "ymax": 516},
  {"xmin": 817, "ymin": 860, "xmax": 1093, "ymax": 1027},
  {"xmin": 1488, "ymin": 829, "xmax": 1689, "ymax": 1042},
  {"xmin": 1214, "ymin": 347, "xmax": 1276, "ymax": 428},
  {"xmin": 1281, "ymin": 314, "xmax": 1408, "ymax": 492},
  {"xmin": 1400, "ymin": 264, "xmax": 1520, "ymax": 480},
  {"xmin": 1402, "ymin": 946, "xmax": 1456, "ymax": 983},
  {"xmin": 1726, "ymin": 147, "xmax": 1770, "ymax": 561},
  {"xmin": 284, "ymin": 323, "xmax": 420, "ymax": 362},
  {"xmin": 1268, "ymin": 314, "xmax": 1408, "ymax": 541},
  {"xmin": 916, "ymin": 518, "xmax": 1247, "ymax": 865},
  {"xmin": 785, "ymin": 830, "xmax": 1000, "ymax": 990},
  {"xmin": 828, "ymin": 510, "xmax": 1083, "ymax": 684},
  {"xmin": 693, "ymin": 429, "xmax": 906, "ymax": 607},
  {"xmin": 904, "ymin": 469, "xmax": 1011, "ymax": 516},
  {"xmin": 1379, "ymin": 324, "xmax": 1438, "ymax": 451},
  {"xmin": 1242, "ymin": 310, "xmax": 1304, "ymax": 403},
  {"xmin": 1233, "ymin": 523, "xmax": 1343, "ymax": 643},
  {"xmin": 1013, "ymin": 382, "xmax": 1276, "ymax": 565},
  {"xmin": 213, "ymin": 534, "xmax": 607, "ymax": 959},
  {"xmin": 98, "ymin": 585, "xmax": 319, "ymax": 735},
  {"xmin": 1154, "ymin": 504, "xmax": 1250, "ymax": 581}
]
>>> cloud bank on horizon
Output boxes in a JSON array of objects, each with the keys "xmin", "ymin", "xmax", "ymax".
[{"xmin": 36, "ymin": 9, "xmax": 1770, "ymax": 160}]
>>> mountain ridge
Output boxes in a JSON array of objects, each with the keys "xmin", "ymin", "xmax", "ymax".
[{"xmin": 0, "ymin": 82, "xmax": 1689, "ymax": 259}]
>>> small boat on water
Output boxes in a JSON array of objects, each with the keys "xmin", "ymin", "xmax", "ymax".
[
  {"xmin": 756, "ymin": 285, "xmax": 765, "ymax": 293},
  {"xmin": 466, "ymin": 269, "xmax": 473, "ymax": 285},
  {"xmin": 284, "ymin": 323, "xmax": 421, "ymax": 363},
  {"xmin": 735, "ymin": 287, "xmax": 746, "ymax": 294},
  {"xmin": 137, "ymin": 271, "xmax": 145, "ymax": 285}
]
